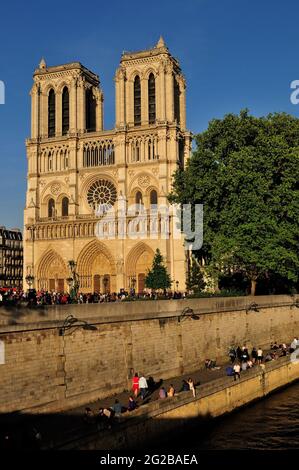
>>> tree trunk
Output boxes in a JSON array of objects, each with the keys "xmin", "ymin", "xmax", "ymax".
[{"xmin": 250, "ymin": 279, "xmax": 257, "ymax": 296}]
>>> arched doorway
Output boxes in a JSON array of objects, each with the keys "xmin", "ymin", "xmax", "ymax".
[
  {"xmin": 77, "ymin": 240, "xmax": 116, "ymax": 293},
  {"xmin": 126, "ymin": 242, "xmax": 154, "ymax": 294},
  {"xmin": 37, "ymin": 249, "xmax": 68, "ymax": 292}
]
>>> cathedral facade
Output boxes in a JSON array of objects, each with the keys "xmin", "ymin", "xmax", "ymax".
[{"xmin": 23, "ymin": 38, "xmax": 191, "ymax": 293}]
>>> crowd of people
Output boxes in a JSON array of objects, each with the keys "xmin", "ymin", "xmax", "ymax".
[
  {"xmin": 0, "ymin": 287, "xmax": 187, "ymax": 307},
  {"xmin": 82, "ymin": 372, "xmax": 198, "ymax": 431},
  {"xmin": 86, "ymin": 339, "xmax": 299, "ymax": 429},
  {"xmin": 225, "ymin": 340, "xmax": 294, "ymax": 381}
]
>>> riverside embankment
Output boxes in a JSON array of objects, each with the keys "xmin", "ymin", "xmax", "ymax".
[
  {"xmin": 57, "ymin": 355, "xmax": 299, "ymax": 450},
  {"xmin": 0, "ymin": 295, "xmax": 298, "ymax": 414}
]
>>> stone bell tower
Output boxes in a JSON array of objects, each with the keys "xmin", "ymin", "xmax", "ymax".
[{"xmin": 23, "ymin": 39, "xmax": 191, "ymax": 294}]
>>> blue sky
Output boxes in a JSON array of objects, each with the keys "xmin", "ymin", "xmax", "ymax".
[{"xmin": 0, "ymin": 0, "xmax": 299, "ymax": 228}]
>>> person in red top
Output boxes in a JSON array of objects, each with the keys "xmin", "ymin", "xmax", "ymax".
[{"xmin": 132, "ymin": 373, "xmax": 139, "ymax": 398}]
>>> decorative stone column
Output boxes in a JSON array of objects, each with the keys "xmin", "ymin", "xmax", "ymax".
[
  {"xmin": 159, "ymin": 62, "xmax": 166, "ymax": 122},
  {"xmin": 95, "ymin": 88, "xmax": 103, "ymax": 131},
  {"xmin": 165, "ymin": 62, "xmax": 174, "ymax": 123},
  {"xmin": 69, "ymin": 74, "xmax": 78, "ymax": 133},
  {"xmin": 77, "ymin": 75, "xmax": 86, "ymax": 133},
  {"xmin": 179, "ymin": 75, "xmax": 186, "ymax": 131},
  {"xmin": 30, "ymin": 82, "xmax": 40, "ymax": 139}
]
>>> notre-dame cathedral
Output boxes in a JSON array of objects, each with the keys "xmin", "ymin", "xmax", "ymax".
[{"xmin": 23, "ymin": 37, "xmax": 191, "ymax": 293}]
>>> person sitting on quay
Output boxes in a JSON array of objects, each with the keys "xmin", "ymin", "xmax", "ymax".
[
  {"xmin": 167, "ymin": 384, "xmax": 175, "ymax": 397},
  {"xmin": 247, "ymin": 359, "xmax": 253, "ymax": 368},
  {"xmin": 265, "ymin": 352, "xmax": 273, "ymax": 362},
  {"xmin": 180, "ymin": 379, "xmax": 190, "ymax": 392},
  {"xmin": 83, "ymin": 407, "xmax": 95, "ymax": 424},
  {"xmin": 111, "ymin": 399, "xmax": 123, "ymax": 419},
  {"xmin": 127, "ymin": 396, "xmax": 138, "ymax": 412},
  {"xmin": 97, "ymin": 408, "xmax": 109, "ymax": 431},
  {"xmin": 159, "ymin": 387, "xmax": 167, "ymax": 399},
  {"xmin": 270, "ymin": 341, "xmax": 279, "ymax": 350}
]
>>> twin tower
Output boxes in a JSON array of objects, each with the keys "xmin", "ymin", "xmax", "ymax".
[{"xmin": 24, "ymin": 37, "xmax": 192, "ymax": 294}]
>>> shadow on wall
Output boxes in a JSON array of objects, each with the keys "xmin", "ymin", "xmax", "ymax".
[{"xmin": 0, "ymin": 407, "xmax": 214, "ymax": 451}]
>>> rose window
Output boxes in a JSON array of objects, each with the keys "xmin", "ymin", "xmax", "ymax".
[{"xmin": 87, "ymin": 179, "xmax": 117, "ymax": 211}]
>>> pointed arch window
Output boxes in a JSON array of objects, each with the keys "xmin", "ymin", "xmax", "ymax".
[
  {"xmin": 150, "ymin": 190, "xmax": 158, "ymax": 206},
  {"xmin": 134, "ymin": 76, "xmax": 141, "ymax": 126},
  {"xmin": 62, "ymin": 87, "xmax": 69, "ymax": 135},
  {"xmin": 148, "ymin": 73, "xmax": 156, "ymax": 124},
  {"xmin": 48, "ymin": 89, "xmax": 56, "ymax": 137},
  {"xmin": 48, "ymin": 198, "xmax": 55, "ymax": 218},
  {"xmin": 135, "ymin": 191, "xmax": 143, "ymax": 206},
  {"xmin": 62, "ymin": 197, "xmax": 69, "ymax": 217},
  {"xmin": 174, "ymin": 77, "xmax": 180, "ymax": 124},
  {"xmin": 85, "ymin": 88, "xmax": 96, "ymax": 132}
]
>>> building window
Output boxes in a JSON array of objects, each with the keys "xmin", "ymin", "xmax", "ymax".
[
  {"xmin": 62, "ymin": 87, "xmax": 69, "ymax": 135},
  {"xmin": 62, "ymin": 197, "xmax": 69, "ymax": 217},
  {"xmin": 85, "ymin": 88, "xmax": 96, "ymax": 132},
  {"xmin": 174, "ymin": 77, "xmax": 180, "ymax": 124},
  {"xmin": 150, "ymin": 190, "xmax": 158, "ymax": 205},
  {"xmin": 48, "ymin": 89, "xmax": 56, "ymax": 137},
  {"xmin": 148, "ymin": 73, "xmax": 156, "ymax": 124},
  {"xmin": 48, "ymin": 198, "xmax": 55, "ymax": 218},
  {"xmin": 135, "ymin": 191, "xmax": 143, "ymax": 206},
  {"xmin": 48, "ymin": 151, "xmax": 53, "ymax": 171},
  {"xmin": 134, "ymin": 76, "xmax": 141, "ymax": 126}
]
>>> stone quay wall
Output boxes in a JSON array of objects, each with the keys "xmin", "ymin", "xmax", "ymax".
[
  {"xmin": 62, "ymin": 355, "xmax": 299, "ymax": 450},
  {"xmin": 0, "ymin": 295, "xmax": 298, "ymax": 414}
]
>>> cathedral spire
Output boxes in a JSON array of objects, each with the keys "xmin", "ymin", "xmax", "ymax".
[
  {"xmin": 156, "ymin": 36, "xmax": 166, "ymax": 48},
  {"xmin": 39, "ymin": 57, "xmax": 46, "ymax": 69}
]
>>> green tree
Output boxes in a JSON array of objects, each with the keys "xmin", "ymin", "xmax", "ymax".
[
  {"xmin": 145, "ymin": 249, "xmax": 172, "ymax": 291},
  {"xmin": 169, "ymin": 110, "xmax": 299, "ymax": 295},
  {"xmin": 186, "ymin": 257, "xmax": 206, "ymax": 293}
]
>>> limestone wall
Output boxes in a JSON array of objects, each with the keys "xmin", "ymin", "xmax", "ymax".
[
  {"xmin": 0, "ymin": 295, "xmax": 298, "ymax": 413},
  {"xmin": 64, "ymin": 356, "xmax": 299, "ymax": 450}
]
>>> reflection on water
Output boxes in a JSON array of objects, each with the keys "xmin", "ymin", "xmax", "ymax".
[{"xmin": 187, "ymin": 382, "xmax": 299, "ymax": 450}]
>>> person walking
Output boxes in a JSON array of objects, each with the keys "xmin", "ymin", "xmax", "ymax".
[
  {"xmin": 187, "ymin": 378, "xmax": 196, "ymax": 397},
  {"xmin": 228, "ymin": 346, "xmax": 236, "ymax": 364},
  {"xmin": 233, "ymin": 363, "xmax": 241, "ymax": 381},
  {"xmin": 251, "ymin": 347, "xmax": 258, "ymax": 364},
  {"xmin": 138, "ymin": 373, "xmax": 148, "ymax": 400},
  {"xmin": 132, "ymin": 372, "xmax": 139, "ymax": 398}
]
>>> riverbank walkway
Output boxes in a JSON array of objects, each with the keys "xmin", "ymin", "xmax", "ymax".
[{"xmin": 0, "ymin": 344, "xmax": 287, "ymax": 450}]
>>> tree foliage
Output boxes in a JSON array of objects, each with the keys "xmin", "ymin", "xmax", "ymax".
[
  {"xmin": 186, "ymin": 257, "xmax": 206, "ymax": 293},
  {"xmin": 169, "ymin": 110, "xmax": 299, "ymax": 295},
  {"xmin": 145, "ymin": 249, "xmax": 172, "ymax": 291}
]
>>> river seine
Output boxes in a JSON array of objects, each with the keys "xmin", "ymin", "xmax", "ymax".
[{"xmin": 180, "ymin": 382, "xmax": 299, "ymax": 450}]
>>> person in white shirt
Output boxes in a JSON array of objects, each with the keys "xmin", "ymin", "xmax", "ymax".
[
  {"xmin": 290, "ymin": 338, "xmax": 298, "ymax": 352},
  {"xmin": 138, "ymin": 374, "xmax": 148, "ymax": 400},
  {"xmin": 233, "ymin": 363, "xmax": 241, "ymax": 381},
  {"xmin": 257, "ymin": 348, "xmax": 263, "ymax": 364}
]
